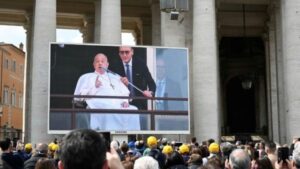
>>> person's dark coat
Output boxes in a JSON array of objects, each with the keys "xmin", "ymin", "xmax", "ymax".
[
  {"xmin": 1, "ymin": 152, "xmax": 24, "ymax": 169},
  {"xmin": 24, "ymin": 154, "xmax": 47, "ymax": 169}
]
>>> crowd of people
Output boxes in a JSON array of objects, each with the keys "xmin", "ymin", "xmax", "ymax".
[{"xmin": 0, "ymin": 129, "xmax": 300, "ymax": 169}]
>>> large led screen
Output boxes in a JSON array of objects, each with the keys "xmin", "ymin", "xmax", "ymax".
[{"xmin": 49, "ymin": 43, "xmax": 189, "ymax": 134}]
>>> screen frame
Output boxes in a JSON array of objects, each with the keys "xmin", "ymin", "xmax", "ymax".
[{"xmin": 48, "ymin": 42, "xmax": 190, "ymax": 135}]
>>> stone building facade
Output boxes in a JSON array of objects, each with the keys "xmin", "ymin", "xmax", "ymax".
[{"xmin": 0, "ymin": 43, "xmax": 25, "ymax": 139}]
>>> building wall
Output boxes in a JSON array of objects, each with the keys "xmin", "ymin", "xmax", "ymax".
[{"xmin": 0, "ymin": 44, "xmax": 25, "ymax": 132}]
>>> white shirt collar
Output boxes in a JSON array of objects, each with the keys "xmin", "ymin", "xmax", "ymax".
[
  {"xmin": 123, "ymin": 59, "xmax": 132, "ymax": 67},
  {"xmin": 94, "ymin": 71, "xmax": 107, "ymax": 76},
  {"xmin": 158, "ymin": 78, "xmax": 166, "ymax": 83}
]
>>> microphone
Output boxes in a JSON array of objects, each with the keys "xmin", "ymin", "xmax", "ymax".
[
  {"xmin": 99, "ymin": 67, "xmax": 144, "ymax": 94},
  {"xmin": 100, "ymin": 67, "xmax": 118, "ymax": 76}
]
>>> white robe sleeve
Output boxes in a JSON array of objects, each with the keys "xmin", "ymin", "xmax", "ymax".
[{"xmin": 74, "ymin": 73, "xmax": 98, "ymax": 101}]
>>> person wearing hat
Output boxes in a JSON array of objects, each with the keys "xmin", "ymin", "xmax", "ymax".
[
  {"xmin": 143, "ymin": 136, "xmax": 158, "ymax": 156},
  {"xmin": 135, "ymin": 140, "xmax": 146, "ymax": 155},
  {"xmin": 127, "ymin": 141, "xmax": 142, "ymax": 158},
  {"xmin": 208, "ymin": 142, "xmax": 220, "ymax": 159},
  {"xmin": 179, "ymin": 144, "xmax": 190, "ymax": 164},
  {"xmin": 48, "ymin": 143, "xmax": 59, "ymax": 159},
  {"xmin": 162, "ymin": 145, "xmax": 173, "ymax": 158},
  {"xmin": 25, "ymin": 143, "xmax": 33, "ymax": 154},
  {"xmin": 143, "ymin": 136, "xmax": 166, "ymax": 168}
]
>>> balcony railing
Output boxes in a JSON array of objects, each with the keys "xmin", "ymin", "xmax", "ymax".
[{"xmin": 50, "ymin": 94, "xmax": 188, "ymax": 130}]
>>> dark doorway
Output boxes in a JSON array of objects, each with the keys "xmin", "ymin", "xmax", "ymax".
[{"xmin": 226, "ymin": 76, "xmax": 255, "ymax": 133}]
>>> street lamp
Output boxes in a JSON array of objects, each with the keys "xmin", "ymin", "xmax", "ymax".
[{"xmin": 240, "ymin": 73, "xmax": 255, "ymax": 90}]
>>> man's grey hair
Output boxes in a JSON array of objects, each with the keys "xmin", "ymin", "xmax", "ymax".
[
  {"xmin": 134, "ymin": 156, "xmax": 159, "ymax": 169},
  {"xmin": 36, "ymin": 143, "xmax": 48, "ymax": 155},
  {"xmin": 293, "ymin": 142, "xmax": 300, "ymax": 169},
  {"xmin": 229, "ymin": 149, "xmax": 251, "ymax": 169}
]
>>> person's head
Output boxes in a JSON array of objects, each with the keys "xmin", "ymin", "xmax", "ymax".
[
  {"xmin": 149, "ymin": 149, "xmax": 166, "ymax": 169},
  {"xmin": 265, "ymin": 141, "xmax": 276, "ymax": 154},
  {"xmin": 292, "ymin": 142, "xmax": 300, "ymax": 169},
  {"xmin": 35, "ymin": 158, "xmax": 56, "ymax": 169},
  {"xmin": 259, "ymin": 142, "xmax": 265, "ymax": 150},
  {"xmin": 24, "ymin": 143, "xmax": 33, "ymax": 154},
  {"xmin": 165, "ymin": 151, "xmax": 185, "ymax": 167},
  {"xmin": 229, "ymin": 149, "xmax": 251, "ymax": 169},
  {"xmin": 119, "ymin": 46, "xmax": 134, "ymax": 63},
  {"xmin": 120, "ymin": 142, "xmax": 129, "ymax": 154},
  {"xmin": 254, "ymin": 157, "xmax": 273, "ymax": 169},
  {"xmin": 156, "ymin": 57, "xmax": 166, "ymax": 80},
  {"xmin": 179, "ymin": 144, "xmax": 190, "ymax": 155},
  {"xmin": 199, "ymin": 145, "xmax": 210, "ymax": 158},
  {"xmin": 191, "ymin": 137, "xmax": 197, "ymax": 144},
  {"xmin": 207, "ymin": 139, "xmax": 215, "ymax": 146},
  {"xmin": 122, "ymin": 161, "xmax": 134, "ymax": 169},
  {"xmin": 191, "ymin": 147, "xmax": 201, "ymax": 155},
  {"xmin": 16, "ymin": 141, "xmax": 24, "ymax": 151},
  {"xmin": 0, "ymin": 138, "xmax": 12, "ymax": 152},
  {"xmin": 208, "ymin": 143, "xmax": 220, "ymax": 154},
  {"xmin": 162, "ymin": 145, "xmax": 173, "ymax": 156},
  {"xmin": 133, "ymin": 156, "xmax": 159, "ymax": 169},
  {"xmin": 58, "ymin": 129, "xmax": 106, "ymax": 169},
  {"xmin": 199, "ymin": 163, "xmax": 221, "ymax": 169},
  {"xmin": 93, "ymin": 53, "xmax": 109, "ymax": 73},
  {"xmin": 188, "ymin": 153, "xmax": 203, "ymax": 166},
  {"xmin": 36, "ymin": 143, "xmax": 49, "ymax": 157},
  {"xmin": 161, "ymin": 137, "xmax": 168, "ymax": 146},
  {"xmin": 147, "ymin": 136, "xmax": 157, "ymax": 149},
  {"xmin": 128, "ymin": 141, "xmax": 135, "ymax": 150}
]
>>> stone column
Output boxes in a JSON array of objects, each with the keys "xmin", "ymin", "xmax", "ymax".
[
  {"xmin": 281, "ymin": 0, "xmax": 300, "ymax": 143},
  {"xmin": 192, "ymin": 0, "xmax": 220, "ymax": 141},
  {"xmin": 100, "ymin": 0, "xmax": 121, "ymax": 44},
  {"xmin": 27, "ymin": 0, "xmax": 56, "ymax": 143},
  {"xmin": 151, "ymin": 0, "xmax": 161, "ymax": 46},
  {"xmin": 142, "ymin": 17, "xmax": 152, "ymax": 45},
  {"xmin": 265, "ymin": 7, "xmax": 281, "ymax": 142},
  {"xmin": 274, "ymin": 0, "xmax": 286, "ymax": 144},
  {"xmin": 80, "ymin": 15, "xmax": 95, "ymax": 43},
  {"xmin": 94, "ymin": 0, "xmax": 101, "ymax": 43},
  {"xmin": 161, "ymin": 12, "xmax": 185, "ymax": 47},
  {"xmin": 23, "ymin": 13, "xmax": 33, "ymax": 142}
]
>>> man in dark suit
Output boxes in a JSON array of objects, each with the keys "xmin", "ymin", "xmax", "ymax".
[
  {"xmin": 155, "ymin": 57, "xmax": 184, "ymax": 110},
  {"xmin": 110, "ymin": 46, "xmax": 156, "ymax": 109},
  {"xmin": 110, "ymin": 46, "xmax": 156, "ymax": 129},
  {"xmin": 155, "ymin": 57, "xmax": 187, "ymax": 130}
]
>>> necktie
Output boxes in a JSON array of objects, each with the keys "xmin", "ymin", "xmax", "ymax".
[{"xmin": 125, "ymin": 63, "xmax": 134, "ymax": 96}]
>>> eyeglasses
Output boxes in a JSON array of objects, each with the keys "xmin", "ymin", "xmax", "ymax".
[{"xmin": 119, "ymin": 50, "xmax": 131, "ymax": 55}]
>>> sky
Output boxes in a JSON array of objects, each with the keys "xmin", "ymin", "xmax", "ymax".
[{"xmin": 0, "ymin": 25, "xmax": 136, "ymax": 52}]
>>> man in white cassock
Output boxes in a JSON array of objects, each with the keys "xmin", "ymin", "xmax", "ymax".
[{"xmin": 74, "ymin": 53, "xmax": 140, "ymax": 131}]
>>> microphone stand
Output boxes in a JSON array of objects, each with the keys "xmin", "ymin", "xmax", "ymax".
[{"xmin": 100, "ymin": 67, "xmax": 144, "ymax": 94}]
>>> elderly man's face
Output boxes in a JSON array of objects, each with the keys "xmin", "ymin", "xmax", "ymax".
[
  {"xmin": 93, "ymin": 54, "xmax": 109, "ymax": 72},
  {"xmin": 119, "ymin": 46, "xmax": 133, "ymax": 63}
]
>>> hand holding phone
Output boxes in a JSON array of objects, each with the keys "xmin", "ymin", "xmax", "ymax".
[{"xmin": 277, "ymin": 147, "xmax": 289, "ymax": 163}]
